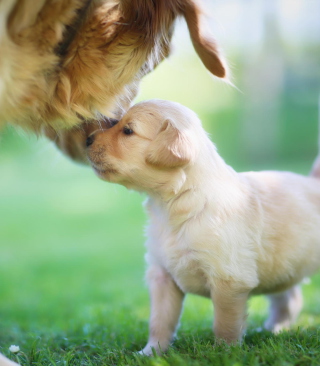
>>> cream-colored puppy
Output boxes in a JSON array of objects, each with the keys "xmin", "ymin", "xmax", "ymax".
[{"xmin": 86, "ymin": 99, "xmax": 320, "ymax": 355}]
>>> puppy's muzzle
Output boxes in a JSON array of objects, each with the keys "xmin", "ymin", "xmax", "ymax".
[{"xmin": 86, "ymin": 118, "xmax": 119, "ymax": 147}]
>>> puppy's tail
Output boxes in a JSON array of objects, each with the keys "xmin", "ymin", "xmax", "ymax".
[{"xmin": 310, "ymin": 95, "xmax": 320, "ymax": 178}]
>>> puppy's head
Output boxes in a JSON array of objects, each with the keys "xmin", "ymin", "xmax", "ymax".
[{"xmin": 86, "ymin": 100, "xmax": 200, "ymax": 191}]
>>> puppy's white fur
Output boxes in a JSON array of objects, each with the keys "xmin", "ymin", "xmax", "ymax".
[{"xmin": 87, "ymin": 100, "xmax": 320, "ymax": 355}]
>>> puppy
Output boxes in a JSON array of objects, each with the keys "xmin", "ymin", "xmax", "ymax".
[{"xmin": 88, "ymin": 99, "xmax": 320, "ymax": 355}]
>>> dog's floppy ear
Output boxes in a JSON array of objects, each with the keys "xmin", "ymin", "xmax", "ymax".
[
  {"xmin": 146, "ymin": 119, "xmax": 196, "ymax": 168},
  {"xmin": 182, "ymin": 0, "xmax": 227, "ymax": 79}
]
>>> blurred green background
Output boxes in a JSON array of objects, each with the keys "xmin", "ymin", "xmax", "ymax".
[{"xmin": 0, "ymin": 0, "xmax": 320, "ymax": 357}]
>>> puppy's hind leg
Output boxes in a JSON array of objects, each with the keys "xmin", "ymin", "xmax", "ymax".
[
  {"xmin": 264, "ymin": 285, "xmax": 303, "ymax": 333},
  {"xmin": 139, "ymin": 265, "xmax": 185, "ymax": 356}
]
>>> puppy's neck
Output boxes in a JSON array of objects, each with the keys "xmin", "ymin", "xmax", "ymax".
[{"xmin": 148, "ymin": 144, "xmax": 244, "ymax": 227}]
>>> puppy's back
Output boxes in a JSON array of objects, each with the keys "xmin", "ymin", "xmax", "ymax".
[{"xmin": 242, "ymin": 170, "xmax": 320, "ymax": 291}]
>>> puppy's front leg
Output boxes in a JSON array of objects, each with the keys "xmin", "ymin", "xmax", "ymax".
[
  {"xmin": 140, "ymin": 265, "xmax": 185, "ymax": 356},
  {"xmin": 211, "ymin": 280, "xmax": 250, "ymax": 344}
]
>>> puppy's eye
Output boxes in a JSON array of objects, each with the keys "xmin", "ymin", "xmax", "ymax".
[{"xmin": 123, "ymin": 126, "xmax": 134, "ymax": 135}]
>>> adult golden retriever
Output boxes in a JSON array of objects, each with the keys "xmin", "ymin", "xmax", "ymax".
[
  {"xmin": 0, "ymin": 1, "xmax": 226, "ymax": 363},
  {"xmin": 0, "ymin": 0, "xmax": 227, "ymax": 162}
]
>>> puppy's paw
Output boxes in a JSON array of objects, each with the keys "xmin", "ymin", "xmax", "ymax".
[
  {"xmin": 138, "ymin": 343, "xmax": 166, "ymax": 356},
  {"xmin": 264, "ymin": 286, "xmax": 303, "ymax": 334},
  {"xmin": 264, "ymin": 320, "xmax": 290, "ymax": 334}
]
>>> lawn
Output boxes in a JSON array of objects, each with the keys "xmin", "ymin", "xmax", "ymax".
[{"xmin": 1, "ymin": 45, "xmax": 320, "ymax": 365}]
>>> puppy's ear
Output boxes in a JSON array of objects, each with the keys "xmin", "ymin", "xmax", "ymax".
[
  {"xmin": 146, "ymin": 119, "xmax": 196, "ymax": 168},
  {"xmin": 182, "ymin": 0, "xmax": 227, "ymax": 79}
]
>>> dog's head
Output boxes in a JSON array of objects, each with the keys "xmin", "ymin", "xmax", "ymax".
[
  {"xmin": 3, "ymin": 0, "xmax": 227, "ymax": 133},
  {"xmin": 57, "ymin": 0, "xmax": 228, "ymax": 125},
  {"xmin": 86, "ymin": 100, "xmax": 201, "ymax": 192}
]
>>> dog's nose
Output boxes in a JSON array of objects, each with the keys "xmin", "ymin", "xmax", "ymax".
[
  {"xmin": 109, "ymin": 118, "xmax": 119, "ymax": 127},
  {"xmin": 86, "ymin": 135, "xmax": 95, "ymax": 147}
]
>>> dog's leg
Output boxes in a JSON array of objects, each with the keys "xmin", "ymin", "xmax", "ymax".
[
  {"xmin": 211, "ymin": 280, "xmax": 249, "ymax": 344},
  {"xmin": 139, "ymin": 265, "xmax": 184, "ymax": 356},
  {"xmin": 264, "ymin": 285, "xmax": 303, "ymax": 333}
]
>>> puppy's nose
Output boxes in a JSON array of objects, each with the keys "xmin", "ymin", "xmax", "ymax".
[{"xmin": 86, "ymin": 135, "xmax": 95, "ymax": 147}]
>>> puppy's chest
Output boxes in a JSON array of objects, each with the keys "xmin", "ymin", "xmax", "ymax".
[{"xmin": 146, "ymin": 223, "xmax": 211, "ymax": 297}]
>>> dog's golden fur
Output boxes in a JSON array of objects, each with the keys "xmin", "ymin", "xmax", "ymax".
[
  {"xmin": 86, "ymin": 99, "xmax": 320, "ymax": 355},
  {"xmin": 0, "ymin": 0, "xmax": 226, "ymax": 155}
]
